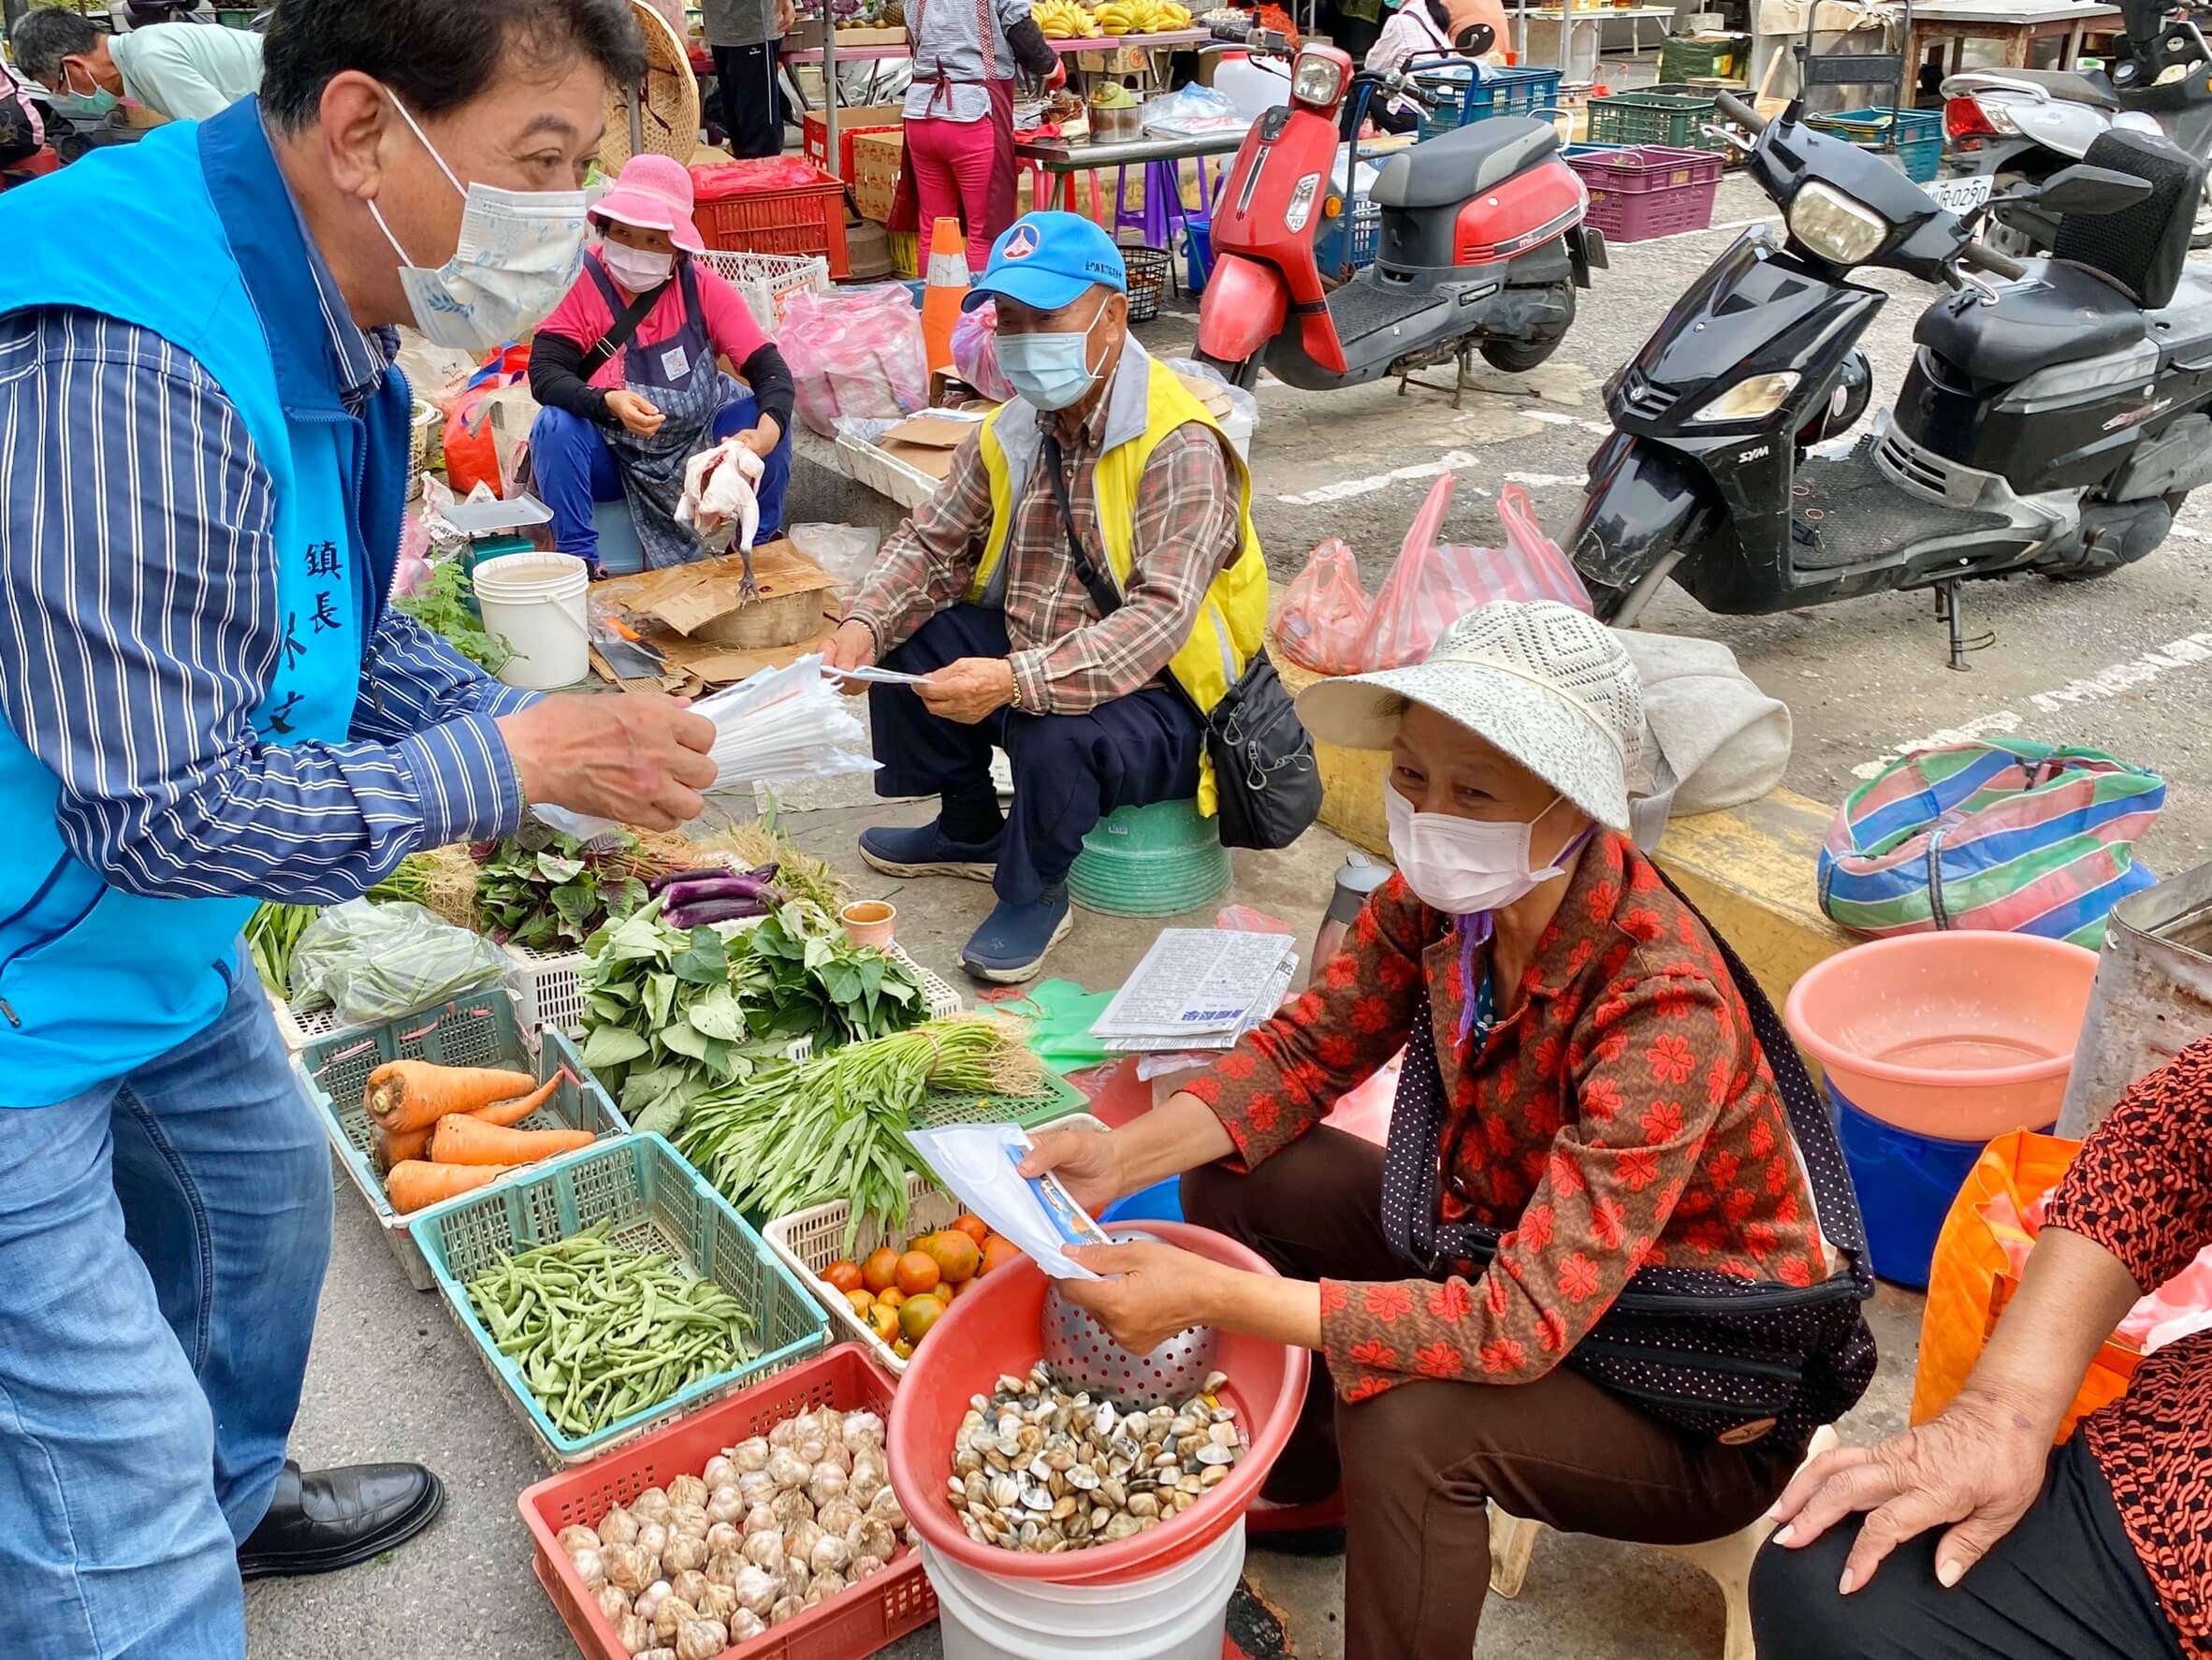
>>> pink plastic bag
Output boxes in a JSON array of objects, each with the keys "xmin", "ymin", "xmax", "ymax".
[
  {"xmin": 1273, "ymin": 538, "xmax": 1372, "ymax": 676},
  {"xmin": 950, "ymin": 299, "xmax": 1014, "ymax": 402},
  {"xmin": 1353, "ymin": 475, "xmax": 1592, "ymax": 671},
  {"xmin": 779, "ymin": 285, "xmax": 929, "ymax": 436}
]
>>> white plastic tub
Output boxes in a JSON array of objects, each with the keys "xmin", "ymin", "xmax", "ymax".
[
  {"xmin": 474, "ymin": 551, "xmax": 589, "ymax": 690},
  {"xmin": 919, "ymin": 1520, "xmax": 1246, "ymax": 1660}
]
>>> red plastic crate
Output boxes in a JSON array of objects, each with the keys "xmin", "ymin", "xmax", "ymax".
[
  {"xmin": 521, "ymin": 1345, "xmax": 935, "ymax": 1660},
  {"xmin": 802, "ymin": 106, "xmax": 904, "ymax": 181},
  {"xmin": 1562, "ymin": 143, "xmax": 1724, "ymax": 242},
  {"xmin": 691, "ymin": 161, "xmax": 853, "ymax": 280}
]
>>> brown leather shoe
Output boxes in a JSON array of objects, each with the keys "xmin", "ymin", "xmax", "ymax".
[{"xmin": 236, "ymin": 1461, "xmax": 445, "ymax": 1580}]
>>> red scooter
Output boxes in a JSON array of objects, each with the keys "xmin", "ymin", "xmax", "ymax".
[{"xmin": 1196, "ymin": 47, "xmax": 1602, "ymax": 399}]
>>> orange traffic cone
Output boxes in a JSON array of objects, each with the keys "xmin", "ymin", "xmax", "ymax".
[{"xmin": 920, "ymin": 214, "xmax": 968, "ymax": 375}]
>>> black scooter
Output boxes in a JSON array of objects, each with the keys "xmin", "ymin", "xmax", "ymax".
[{"xmin": 1573, "ymin": 92, "xmax": 2212, "ymax": 666}]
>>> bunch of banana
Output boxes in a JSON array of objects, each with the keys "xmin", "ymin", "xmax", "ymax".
[
  {"xmin": 1092, "ymin": 0, "xmax": 1191, "ymax": 32},
  {"xmin": 1033, "ymin": 0, "xmax": 1102, "ymax": 36}
]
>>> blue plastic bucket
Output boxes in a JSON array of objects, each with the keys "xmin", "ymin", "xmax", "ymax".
[
  {"xmin": 1100, "ymin": 1177, "xmax": 1184, "ymax": 1226},
  {"xmin": 1830, "ymin": 1083, "xmax": 2021, "ymax": 1289},
  {"xmin": 1184, "ymin": 215, "xmax": 1214, "ymax": 296}
]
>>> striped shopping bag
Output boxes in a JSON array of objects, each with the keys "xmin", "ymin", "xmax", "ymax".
[{"xmin": 1818, "ymin": 741, "xmax": 2163, "ymax": 949}]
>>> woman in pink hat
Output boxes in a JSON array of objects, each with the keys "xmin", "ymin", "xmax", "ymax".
[{"xmin": 528, "ymin": 153, "xmax": 793, "ymax": 572}]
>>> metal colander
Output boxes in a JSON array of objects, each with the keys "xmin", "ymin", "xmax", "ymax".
[{"xmin": 1041, "ymin": 1230, "xmax": 1220, "ymax": 1409}]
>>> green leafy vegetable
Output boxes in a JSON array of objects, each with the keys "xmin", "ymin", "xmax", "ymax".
[
  {"xmin": 396, "ymin": 560, "xmax": 513, "ymax": 673},
  {"xmin": 473, "ymin": 829, "xmax": 648, "ymax": 954}
]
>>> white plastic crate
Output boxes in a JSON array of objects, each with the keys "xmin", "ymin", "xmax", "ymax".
[
  {"xmin": 502, "ymin": 941, "xmax": 591, "ymax": 1036},
  {"xmin": 695, "ymin": 249, "xmax": 832, "ymax": 334},
  {"xmin": 761, "ymin": 1114, "xmax": 1106, "ymax": 1376}
]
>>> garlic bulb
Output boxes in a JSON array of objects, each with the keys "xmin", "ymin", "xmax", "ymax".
[
  {"xmin": 616, "ymin": 1613, "xmax": 654, "ymax": 1655},
  {"xmin": 706, "ymin": 1486, "xmax": 746, "ymax": 1527},
  {"xmin": 735, "ymin": 1468, "xmax": 778, "ymax": 1507},
  {"xmin": 599, "ymin": 1505, "xmax": 642, "ymax": 1546},
  {"xmin": 668, "ymin": 1503, "xmax": 711, "ymax": 1541},
  {"xmin": 741, "ymin": 1527, "xmax": 784, "ymax": 1572},
  {"xmin": 632, "ymin": 1486, "xmax": 674, "ymax": 1522},
  {"xmin": 812, "ymin": 1438, "xmax": 852, "ymax": 1478},
  {"xmin": 741, "ymin": 1502, "xmax": 779, "ymax": 1536},
  {"xmin": 594, "ymin": 1583, "xmax": 634, "ymax": 1624},
  {"xmin": 661, "ymin": 1532, "xmax": 706, "ymax": 1576},
  {"xmin": 765, "ymin": 1447, "xmax": 811, "ymax": 1492},
  {"xmin": 666, "ymin": 1474, "xmax": 709, "ymax": 1509},
  {"xmin": 675, "ymin": 1618, "xmax": 729, "ymax": 1660},
  {"xmin": 571, "ymin": 1547, "xmax": 605, "ymax": 1591},
  {"xmin": 794, "ymin": 1434, "xmax": 832, "ymax": 1468},
  {"xmin": 852, "ymin": 1553, "xmax": 888, "ymax": 1580},
  {"xmin": 602, "ymin": 1544, "xmax": 656, "ymax": 1594},
  {"xmin": 634, "ymin": 1521, "xmax": 670, "ymax": 1562},
  {"xmin": 791, "ymin": 1409, "xmax": 825, "ymax": 1444},
  {"xmin": 705, "ymin": 1522, "xmax": 741, "ymax": 1557},
  {"xmin": 635, "ymin": 1580, "xmax": 671, "ymax": 1622},
  {"xmin": 805, "ymin": 1568, "xmax": 847, "ymax": 1605},
  {"xmin": 815, "ymin": 1499, "xmax": 862, "ymax": 1540},
  {"xmin": 783, "ymin": 1518, "xmax": 824, "ymax": 1567},
  {"xmin": 806, "ymin": 1467, "xmax": 849, "ymax": 1511},
  {"xmin": 699, "ymin": 1579, "xmax": 740, "ymax": 1621},
  {"xmin": 704, "ymin": 1551, "xmax": 745, "ymax": 1588},
  {"xmin": 653, "ymin": 1594, "xmax": 697, "ymax": 1641},
  {"xmin": 769, "ymin": 1594, "xmax": 804, "ymax": 1627},
  {"xmin": 847, "ymin": 1465, "xmax": 884, "ymax": 1509},
  {"xmin": 767, "ymin": 1418, "xmax": 799, "ymax": 1450},
  {"xmin": 866, "ymin": 1486, "xmax": 908, "ymax": 1530},
  {"xmin": 702, "ymin": 1454, "xmax": 738, "ymax": 1491},
  {"xmin": 771, "ymin": 1488, "xmax": 813, "ymax": 1529},
  {"xmin": 784, "ymin": 1554, "xmax": 810, "ymax": 1601},
  {"xmin": 559, "ymin": 1524, "xmax": 603, "ymax": 1557},
  {"xmin": 636, "ymin": 1650, "xmax": 676, "ymax": 1660},
  {"xmin": 810, "ymin": 1531, "xmax": 851, "ymax": 1574},
  {"xmin": 733, "ymin": 1563, "xmax": 779, "ymax": 1618},
  {"xmin": 842, "ymin": 1410, "xmax": 886, "ymax": 1449},
  {"xmin": 849, "ymin": 1517, "xmax": 896, "ymax": 1563},
  {"xmin": 732, "ymin": 1607, "xmax": 767, "ymax": 1642},
  {"xmin": 668, "ymin": 1568, "xmax": 710, "ymax": 1609},
  {"xmin": 731, "ymin": 1436, "xmax": 772, "ymax": 1472}
]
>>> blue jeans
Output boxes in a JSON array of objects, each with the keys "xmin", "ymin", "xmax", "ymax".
[
  {"xmin": 531, "ymin": 392, "xmax": 793, "ymax": 567},
  {"xmin": 0, "ymin": 969, "xmax": 332, "ymax": 1658}
]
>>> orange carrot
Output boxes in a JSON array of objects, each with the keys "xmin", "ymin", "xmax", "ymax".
[
  {"xmin": 429, "ymin": 1114, "xmax": 593, "ymax": 1167},
  {"xmin": 371, "ymin": 1124, "xmax": 431, "ymax": 1174},
  {"xmin": 464, "ymin": 1073, "xmax": 562, "ymax": 1129},
  {"xmin": 365, "ymin": 1061, "xmax": 536, "ymax": 1133},
  {"xmin": 385, "ymin": 1159, "xmax": 521, "ymax": 1214}
]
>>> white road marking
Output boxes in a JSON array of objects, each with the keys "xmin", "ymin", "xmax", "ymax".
[
  {"xmin": 1502, "ymin": 471, "xmax": 1586, "ymax": 488},
  {"xmin": 1849, "ymin": 631, "xmax": 2212, "ymax": 779},
  {"xmin": 1274, "ymin": 449, "xmax": 1487, "ymax": 505}
]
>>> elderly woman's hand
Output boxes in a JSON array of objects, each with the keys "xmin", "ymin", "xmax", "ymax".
[
  {"xmin": 1018, "ymin": 1126, "xmax": 1128, "ymax": 1216},
  {"xmin": 1060, "ymin": 1241, "xmax": 1236, "ymax": 1354},
  {"xmin": 1768, "ymin": 1389, "xmax": 2050, "ymax": 1593}
]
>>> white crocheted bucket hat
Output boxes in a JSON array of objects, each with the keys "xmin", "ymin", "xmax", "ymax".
[{"xmin": 1295, "ymin": 600, "xmax": 1642, "ymax": 831}]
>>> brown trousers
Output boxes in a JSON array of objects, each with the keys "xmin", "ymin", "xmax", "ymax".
[{"xmin": 1183, "ymin": 1128, "xmax": 1797, "ymax": 1660}]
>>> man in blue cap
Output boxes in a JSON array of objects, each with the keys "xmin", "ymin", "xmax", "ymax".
[{"xmin": 827, "ymin": 211, "xmax": 1270, "ymax": 982}]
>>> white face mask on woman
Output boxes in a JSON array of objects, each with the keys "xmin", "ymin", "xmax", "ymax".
[
  {"xmin": 367, "ymin": 90, "xmax": 590, "ymax": 354},
  {"xmin": 1384, "ymin": 784, "xmax": 1584, "ymax": 918},
  {"xmin": 598, "ymin": 240, "xmax": 676, "ymax": 293}
]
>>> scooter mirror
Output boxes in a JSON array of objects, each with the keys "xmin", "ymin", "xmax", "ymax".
[{"xmin": 2024, "ymin": 163, "xmax": 2157, "ymax": 216}]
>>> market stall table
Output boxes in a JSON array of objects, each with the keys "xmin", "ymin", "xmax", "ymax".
[{"xmin": 1905, "ymin": 0, "xmax": 2121, "ymax": 84}]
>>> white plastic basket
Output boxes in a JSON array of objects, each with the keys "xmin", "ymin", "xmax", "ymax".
[
  {"xmin": 696, "ymin": 248, "xmax": 833, "ymax": 334},
  {"xmin": 760, "ymin": 1114, "xmax": 1107, "ymax": 1376},
  {"xmin": 501, "ymin": 941, "xmax": 592, "ymax": 1036}
]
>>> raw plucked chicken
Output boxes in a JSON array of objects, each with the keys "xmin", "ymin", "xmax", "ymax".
[{"xmin": 677, "ymin": 439, "xmax": 767, "ymax": 599}]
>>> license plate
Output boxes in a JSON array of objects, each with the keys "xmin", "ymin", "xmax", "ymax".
[{"xmin": 1927, "ymin": 173, "xmax": 1995, "ymax": 214}]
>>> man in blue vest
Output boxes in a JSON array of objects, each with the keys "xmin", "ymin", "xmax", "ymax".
[{"xmin": 0, "ymin": 2, "xmax": 720, "ymax": 1651}]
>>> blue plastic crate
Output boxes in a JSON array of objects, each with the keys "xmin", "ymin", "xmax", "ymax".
[
  {"xmin": 1807, "ymin": 106, "xmax": 1945, "ymax": 183},
  {"xmin": 1185, "ymin": 212, "xmax": 1215, "ymax": 295},
  {"xmin": 1314, "ymin": 193, "xmax": 1382, "ymax": 279},
  {"xmin": 1412, "ymin": 65, "xmax": 1564, "ymax": 140},
  {"xmin": 411, "ymin": 1132, "xmax": 829, "ymax": 1467}
]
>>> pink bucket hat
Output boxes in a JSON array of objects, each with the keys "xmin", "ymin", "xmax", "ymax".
[{"xmin": 592, "ymin": 153, "xmax": 706, "ymax": 255}]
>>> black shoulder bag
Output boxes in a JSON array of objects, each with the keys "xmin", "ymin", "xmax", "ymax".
[
  {"xmin": 1038, "ymin": 431, "xmax": 1322, "ymax": 851},
  {"xmin": 1380, "ymin": 863, "xmax": 1879, "ymax": 1450}
]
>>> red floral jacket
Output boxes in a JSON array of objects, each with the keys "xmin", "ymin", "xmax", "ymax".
[
  {"xmin": 2044, "ymin": 1037, "xmax": 2212, "ymax": 1653},
  {"xmin": 1184, "ymin": 832, "xmax": 1826, "ymax": 1401}
]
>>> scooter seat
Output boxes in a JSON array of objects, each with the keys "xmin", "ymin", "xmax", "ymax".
[
  {"xmin": 1970, "ymin": 66, "xmax": 2118, "ymax": 109},
  {"xmin": 1914, "ymin": 257, "xmax": 2143, "ymax": 384},
  {"xmin": 1371, "ymin": 116, "xmax": 1559, "ymax": 209}
]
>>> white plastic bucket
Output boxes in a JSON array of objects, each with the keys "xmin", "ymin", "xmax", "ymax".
[
  {"xmin": 920, "ymin": 1521, "xmax": 1246, "ymax": 1660},
  {"xmin": 473, "ymin": 551, "xmax": 589, "ymax": 690}
]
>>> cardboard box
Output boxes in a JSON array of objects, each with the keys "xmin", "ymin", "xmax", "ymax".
[
  {"xmin": 852, "ymin": 129, "xmax": 905, "ymax": 223},
  {"xmin": 876, "ymin": 413, "xmax": 985, "ymax": 481},
  {"xmin": 589, "ymin": 541, "xmax": 842, "ymax": 690},
  {"xmin": 802, "ymin": 104, "xmax": 906, "ymax": 180}
]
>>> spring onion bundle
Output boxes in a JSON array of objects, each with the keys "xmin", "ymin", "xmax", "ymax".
[{"xmin": 676, "ymin": 1015, "xmax": 1043, "ymax": 1246}]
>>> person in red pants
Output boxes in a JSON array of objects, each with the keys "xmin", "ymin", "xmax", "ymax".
[{"xmin": 893, "ymin": 0, "xmax": 1065, "ymax": 269}]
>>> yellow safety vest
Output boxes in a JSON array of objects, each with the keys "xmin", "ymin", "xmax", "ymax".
[{"xmin": 969, "ymin": 352, "xmax": 1268, "ymax": 815}]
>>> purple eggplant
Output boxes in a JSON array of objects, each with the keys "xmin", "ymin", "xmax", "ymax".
[
  {"xmin": 647, "ymin": 861, "xmax": 780, "ymax": 898},
  {"xmin": 666, "ymin": 896, "xmax": 769, "ymax": 928},
  {"xmin": 660, "ymin": 872, "xmax": 781, "ymax": 910}
]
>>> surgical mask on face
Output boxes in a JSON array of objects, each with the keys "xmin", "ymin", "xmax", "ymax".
[
  {"xmin": 60, "ymin": 62, "xmax": 119, "ymax": 118},
  {"xmin": 997, "ymin": 301, "xmax": 1109, "ymax": 410},
  {"xmin": 367, "ymin": 90, "xmax": 590, "ymax": 355},
  {"xmin": 598, "ymin": 240, "xmax": 676, "ymax": 294},
  {"xmin": 1384, "ymin": 784, "xmax": 1587, "ymax": 919}
]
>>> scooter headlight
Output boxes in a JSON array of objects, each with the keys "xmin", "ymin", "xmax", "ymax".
[
  {"xmin": 1788, "ymin": 182, "xmax": 1888, "ymax": 265},
  {"xmin": 1285, "ymin": 172, "xmax": 1322, "ymax": 233},
  {"xmin": 1291, "ymin": 51, "xmax": 1346, "ymax": 109},
  {"xmin": 1691, "ymin": 371, "xmax": 1800, "ymax": 424}
]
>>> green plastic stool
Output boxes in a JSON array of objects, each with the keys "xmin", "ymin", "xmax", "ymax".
[{"xmin": 1067, "ymin": 799, "xmax": 1231, "ymax": 918}]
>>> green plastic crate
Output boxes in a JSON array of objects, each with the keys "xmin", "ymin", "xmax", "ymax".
[
  {"xmin": 913, "ymin": 1066, "xmax": 1094, "ymax": 1130},
  {"xmin": 1657, "ymin": 35, "xmax": 1747, "ymax": 81},
  {"xmin": 1586, "ymin": 89, "xmax": 1728, "ymax": 153},
  {"xmin": 411, "ymin": 1133, "xmax": 829, "ymax": 1467},
  {"xmin": 1068, "ymin": 798, "xmax": 1232, "ymax": 919},
  {"xmin": 295, "ymin": 989, "xmax": 629, "ymax": 1292}
]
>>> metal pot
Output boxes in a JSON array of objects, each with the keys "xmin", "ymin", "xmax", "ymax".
[{"xmin": 1088, "ymin": 102, "xmax": 1143, "ymax": 142}]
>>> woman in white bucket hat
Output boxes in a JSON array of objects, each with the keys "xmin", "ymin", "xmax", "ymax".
[{"xmin": 1028, "ymin": 601, "xmax": 1875, "ymax": 1659}]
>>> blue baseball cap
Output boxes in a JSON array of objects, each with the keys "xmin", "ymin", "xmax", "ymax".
[{"xmin": 962, "ymin": 211, "xmax": 1128, "ymax": 313}]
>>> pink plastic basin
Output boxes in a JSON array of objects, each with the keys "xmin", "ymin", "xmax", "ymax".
[
  {"xmin": 1784, "ymin": 932, "xmax": 2100, "ymax": 1142},
  {"xmin": 886, "ymin": 1219, "xmax": 1309, "ymax": 1586}
]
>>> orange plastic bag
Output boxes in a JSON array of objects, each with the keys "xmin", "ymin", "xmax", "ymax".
[
  {"xmin": 1912, "ymin": 1129, "xmax": 2140, "ymax": 1441},
  {"xmin": 442, "ymin": 343, "xmax": 531, "ymax": 500},
  {"xmin": 1273, "ymin": 538, "xmax": 1372, "ymax": 676}
]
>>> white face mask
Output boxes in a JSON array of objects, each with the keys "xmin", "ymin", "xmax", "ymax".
[
  {"xmin": 598, "ymin": 239, "xmax": 676, "ymax": 294},
  {"xmin": 1384, "ymin": 784, "xmax": 1585, "ymax": 918},
  {"xmin": 368, "ymin": 91, "xmax": 589, "ymax": 354}
]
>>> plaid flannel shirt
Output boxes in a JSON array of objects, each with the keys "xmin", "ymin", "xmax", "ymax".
[{"xmin": 843, "ymin": 345, "xmax": 1243, "ymax": 716}]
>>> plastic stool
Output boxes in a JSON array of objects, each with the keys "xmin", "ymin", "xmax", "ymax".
[
  {"xmin": 1487, "ymin": 1423, "xmax": 1841, "ymax": 1660},
  {"xmin": 1111, "ymin": 157, "xmax": 1213, "ymax": 293},
  {"xmin": 591, "ymin": 497, "xmax": 646, "ymax": 577},
  {"xmin": 1066, "ymin": 799, "xmax": 1231, "ymax": 918}
]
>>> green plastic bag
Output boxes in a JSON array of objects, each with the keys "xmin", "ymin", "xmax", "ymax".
[{"xmin": 997, "ymin": 979, "xmax": 1115, "ymax": 1074}]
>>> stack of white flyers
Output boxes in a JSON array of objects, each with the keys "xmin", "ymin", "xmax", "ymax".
[{"xmin": 1089, "ymin": 928, "xmax": 1299, "ymax": 1054}]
